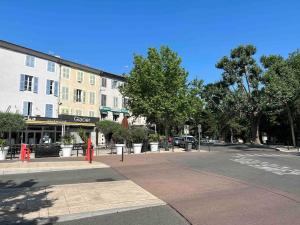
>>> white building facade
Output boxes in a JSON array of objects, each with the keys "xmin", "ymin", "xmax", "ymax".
[{"xmin": 0, "ymin": 42, "xmax": 59, "ymax": 118}]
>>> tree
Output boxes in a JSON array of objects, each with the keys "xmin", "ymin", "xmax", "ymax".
[
  {"xmin": 216, "ymin": 45, "xmax": 265, "ymax": 144},
  {"xmin": 261, "ymin": 55, "xmax": 300, "ymax": 146},
  {"xmin": 0, "ymin": 112, "xmax": 25, "ymax": 135},
  {"xmin": 120, "ymin": 46, "xmax": 190, "ymax": 136},
  {"xmin": 202, "ymin": 81, "xmax": 249, "ymax": 142}
]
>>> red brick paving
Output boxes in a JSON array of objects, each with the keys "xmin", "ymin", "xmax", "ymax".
[{"xmin": 97, "ymin": 153, "xmax": 300, "ymax": 225}]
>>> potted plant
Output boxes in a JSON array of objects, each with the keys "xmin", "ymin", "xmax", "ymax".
[
  {"xmin": 112, "ymin": 127, "xmax": 129, "ymax": 155},
  {"xmin": 148, "ymin": 133, "xmax": 159, "ymax": 152},
  {"xmin": 0, "ymin": 139, "xmax": 9, "ymax": 160},
  {"xmin": 130, "ymin": 127, "xmax": 146, "ymax": 154},
  {"xmin": 61, "ymin": 134, "xmax": 74, "ymax": 157}
]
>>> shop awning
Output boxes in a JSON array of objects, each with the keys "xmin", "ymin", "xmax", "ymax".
[{"xmin": 100, "ymin": 106, "xmax": 111, "ymax": 114}]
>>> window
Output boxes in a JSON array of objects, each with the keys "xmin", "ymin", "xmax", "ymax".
[
  {"xmin": 89, "ymin": 92, "xmax": 95, "ymax": 104},
  {"xmin": 89, "ymin": 111, "xmax": 95, "ymax": 117},
  {"xmin": 77, "ymin": 71, "xmax": 84, "ymax": 83},
  {"xmin": 25, "ymin": 55, "xmax": 35, "ymax": 67},
  {"xmin": 101, "ymin": 94, "xmax": 107, "ymax": 106},
  {"xmin": 47, "ymin": 61, "xmax": 55, "ymax": 72},
  {"xmin": 122, "ymin": 98, "xmax": 129, "ymax": 108},
  {"xmin": 20, "ymin": 75, "xmax": 38, "ymax": 93},
  {"xmin": 45, "ymin": 104, "xmax": 53, "ymax": 118},
  {"xmin": 61, "ymin": 87, "xmax": 69, "ymax": 100},
  {"xmin": 90, "ymin": 74, "xmax": 95, "ymax": 85},
  {"xmin": 62, "ymin": 67, "xmax": 70, "ymax": 79},
  {"xmin": 24, "ymin": 75, "xmax": 33, "ymax": 91},
  {"xmin": 101, "ymin": 78, "xmax": 107, "ymax": 87},
  {"xmin": 23, "ymin": 101, "xmax": 32, "ymax": 116},
  {"xmin": 76, "ymin": 110, "xmax": 82, "ymax": 116},
  {"xmin": 46, "ymin": 80, "xmax": 58, "ymax": 96},
  {"xmin": 48, "ymin": 80, "xmax": 54, "ymax": 94},
  {"xmin": 61, "ymin": 108, "xmax": 69, "ymax": 115},
  {"xmin": 113, "ymin": 97, "xmax": 118, "ymax": 108},
  {"xmin": 74, "ymin": 89, "xmax": 86, "ymax": 103},
  {"xmin": 111, "ymin": 80, "xmax": 118, "ymax": 89}
]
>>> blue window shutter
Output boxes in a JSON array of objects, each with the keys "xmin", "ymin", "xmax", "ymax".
[
  {"xmin": 46, "ymin": 80, "xmax": 50, "ymax": 95},
  {"xmin": 20, "ymin": 74, "xmax": 25, "ymax": 91},
  {"xmin": 33, "ymin": 77, "xmax": 38, "ymax": 93},
  {"xmin": 45, "ymin": 104, "xmax": 53, "ymax": 118},
  {"xmin": 54, "ymin": 81, "xmax": 58, "ymax": 97},
  {"xmin": 23, "ymin": 102, "xmax": 28, "ymax": 116}
]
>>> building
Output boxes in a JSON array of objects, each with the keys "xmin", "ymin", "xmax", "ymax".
[{"xmin": 0, "ymin": 40, "xmax": 146, "ymax": 146}]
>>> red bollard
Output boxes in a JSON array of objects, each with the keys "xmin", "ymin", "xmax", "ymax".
[
  {"xmin": 84, "ymin": 138, "xmax": 93, "ymax": 163},
  {"xmin": 20, "ymin": 144, "xmax": 30, "ymax": 162}
]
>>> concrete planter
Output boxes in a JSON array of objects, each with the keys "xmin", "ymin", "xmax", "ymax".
[
  {"xmin": 150, "ymin": 142, "xmax": 159, "ymax": 152},
  {"xmin": 0, "ymin": 146, "xmax": 9, "ymax": 160},
  {"xmin": 61, "ymin": 145, "xmax": 73, "ymax": 157},
  {"xmin": 115, "ymin": 144, "xmax": 125, "ymax": 155},
  {"xmin": 133, "ymin": 143, "xmax": 142, "ymax": 154}
]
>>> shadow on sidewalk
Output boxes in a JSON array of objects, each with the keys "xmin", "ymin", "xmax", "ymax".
[{"xmin": 0, "ymin": 179, "xmax": 58, "ymax": 225}]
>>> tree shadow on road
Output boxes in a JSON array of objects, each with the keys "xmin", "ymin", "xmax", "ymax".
[
  {"xmin": 211, "ymin": 143, "xmax": 276, "ymax": 152},
  {"xmin": 0, "ymin": 179, "xmax": 58, "ymax": 225}
]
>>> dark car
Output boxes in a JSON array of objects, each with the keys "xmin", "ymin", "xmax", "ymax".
[
  {"xmin": 179, "ymin": 136, "xmax": 198, "ymax": 148},
  {"xmin": 173, "ymin": 137, "xmax": 183, "ymax": 146}
]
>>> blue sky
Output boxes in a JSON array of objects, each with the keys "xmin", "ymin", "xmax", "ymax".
[{"xmin": 1, "ymin": 0, "xmax": 299, "ymax": 83}]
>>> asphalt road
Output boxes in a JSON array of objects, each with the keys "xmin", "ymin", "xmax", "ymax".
[{"xmin": 99, "ymin": 144, "xmax": 300, "ymax": 225}]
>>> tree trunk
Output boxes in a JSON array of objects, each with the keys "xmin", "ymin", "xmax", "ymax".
[
  {"xmin": 251, "ymin": 113, "xmax": 261, "ymax": 144},
  {"xmin": 286, "ymin": 106, "xmax": 296, "ymax": 146},
  {"xmin": 230, "ymin": 128, "xmax": 233, "ymax": 144}
]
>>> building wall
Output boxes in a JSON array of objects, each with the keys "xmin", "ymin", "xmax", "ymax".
[
  {"xmin": 0, "ymin": 47, "xmax": 59, "ymax": 117},
  {"xmin": 59, "ymin": 67, "xmax": 100, "ymax": 117}
]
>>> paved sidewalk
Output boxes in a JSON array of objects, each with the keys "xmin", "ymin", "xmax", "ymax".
[
  {"xmin": 0, "ymin": 161, "xmax": 109, "ymax": 175},
  {"xmin": 0, "ymin": 180, "xmax": 165, "ymax": 224}
]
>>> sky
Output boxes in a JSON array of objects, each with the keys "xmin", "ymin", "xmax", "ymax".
[{"xmin": 0, "ymin": 0, "xmax": 300, "ymax": 83}]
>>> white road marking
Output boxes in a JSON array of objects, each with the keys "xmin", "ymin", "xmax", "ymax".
[{"xmin": 231, "ymin": 154, "xmax": 300, "ymax": 176}]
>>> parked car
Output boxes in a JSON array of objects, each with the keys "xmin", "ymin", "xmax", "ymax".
[
  {"xmin": 173, "ymin": 137, "xmax": 183, "ymax": 146},
  {"xmin": 179, "ymin": 135, "xmax": 198, "ymax": 148}
]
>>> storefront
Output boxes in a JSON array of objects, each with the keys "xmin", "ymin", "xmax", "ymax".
[{"xmin": 7, "ymin": 115, "xmax": 99, "ymax": 145}]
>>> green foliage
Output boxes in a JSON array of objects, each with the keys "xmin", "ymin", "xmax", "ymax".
[
  {"xmin": 216, "ymin": 45, "xmax": 265, "ymax": 143},
  {"xmin": 78, "ymin": 128, "xmax": 88, "ymax": 148},
  {"xmin": 0, "ymin": 112, "xmax": 25, "ymax": 135},
  {"xmin": 120, "ymin": 46, "xmax": 191, "ymax": 136},
  {"xmin": 112, "ymin": 127, "xmax": 129, "ymax": 144},
  {"xmin": 129, "ymin": 126, "xmax": 146, "ymax": 143},
  {"xmin": 0, "ymin": 139, "xmax": 6, "ymax": 147},
  {"xmin": 96, "ymin": 120, "xmax": 121, "ymax": 137},
  {"xmin": 148, "ymin": 133, "xmax": 159, "ymax": 142},
  {"xmin": 61, "ymin": 134, "xmax": 75, "ymax": 145}
]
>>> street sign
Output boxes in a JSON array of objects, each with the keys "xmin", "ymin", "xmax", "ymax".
[{"xmin": 198, "ymin": 124, "xmax": 202, "ymax": 133}]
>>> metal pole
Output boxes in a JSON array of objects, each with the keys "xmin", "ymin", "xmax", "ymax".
[
  {"xmin": 198, "ymin": 131, "xmax": 200, "ymax": 151},
  {"xmin": 121, "ymin": 146, "xmax": 124, "ymax": 162}
]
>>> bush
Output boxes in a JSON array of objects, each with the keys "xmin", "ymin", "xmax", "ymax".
[
  {"xmin": 96, "ymin": 120, "xmax": 121, "ymax": 137},
  {"xmin": 112, "ymin": 127, "xmax": 129, "ymax": 144},
  {"xmin": 61, "ymin": 134, "xmax": 75, "ymax": 145},
  {"xmin": 129, "ymin": 127, "xmax": 146, "ymax": 143},
  {"xmin": 148, "ymin": 133, "xmax": 159, "ymax": 142},
  {"xmin": 0, "ymin": 139, "xmax": 6, "ymax": 148}
]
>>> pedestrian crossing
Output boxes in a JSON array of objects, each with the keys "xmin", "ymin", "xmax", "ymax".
[{"xmin": 231, "ymin": 154, "xmax": 300, "ymax": 176}]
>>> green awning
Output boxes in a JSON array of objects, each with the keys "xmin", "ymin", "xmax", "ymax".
[{"xmin": 100, "ymin": 106, "xmax": 111, "ymax": 113}]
